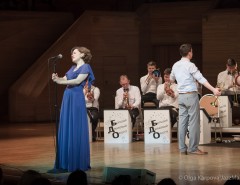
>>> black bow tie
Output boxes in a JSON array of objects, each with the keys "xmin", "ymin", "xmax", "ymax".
[{"xmin": 228, "ymin": 71, "xmax": 235, "ymax": 75}]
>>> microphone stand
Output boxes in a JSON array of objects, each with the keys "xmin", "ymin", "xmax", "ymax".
[{"xmin": 53, "ymin": 61, "xmax": 60, "ymax": 170}]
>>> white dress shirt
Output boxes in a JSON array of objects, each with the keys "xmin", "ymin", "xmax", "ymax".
[
  {"xmin": 140, "ymin": 74, "xmax": 162, "ymax": 95},
  {"xmin": 170, "ymin": 57, "xmax": 207, "ymax": 93},
  {"xmin": 115, "ymin": 85, "xmax": 141, "ymax": 109},
  {"xmin": 84, "ymin": 85, "xmax": 100, "ymax": 109},
  {"xmin": 156, "ymin": 82, "xmax": 179, "ymax": 108}
]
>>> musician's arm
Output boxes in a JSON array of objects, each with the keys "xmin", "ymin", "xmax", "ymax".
[
  {"xmin": 203, "ymin": 81, "xmax": 221, "ymax": 96},
  {"xmin": 94, "ymin": 87, "xmax": 100, "ymax": 101},
  {"xmin": 115, "ymin": 90, "xmax": 123, "ymax": 109},
  {"xmin": 156, "ymin": 84, "xmax": 164, "ymax": 101},
  {"xmin": 140, "ymin": 76, "xmax": 148, "ymax": 94},
  {"xmin": 52, "ymin": 73, "xmax": 88, "ymax": 85},
  {"xmin": 132, "ymin": 87, "xmax": 141, "ymax": 108}
]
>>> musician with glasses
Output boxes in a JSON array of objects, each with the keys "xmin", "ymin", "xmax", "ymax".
[
  {"xmin": 84, "ymin": 81, "xmax": 100, "ymax": 142},
  {"xmin": 115, "ymin": 75, "xmax": 141, "ymax": 128},
  {"xmin": 156, "ymin": 68, "xmax": 179, "ymax": 127},
  {"xmin": 140, "ymin": 61, "xmax": 162, "ymax": 108},
  {"xmin": 217, "ymin": 58, "xmax": 240, "ymax": 107}
]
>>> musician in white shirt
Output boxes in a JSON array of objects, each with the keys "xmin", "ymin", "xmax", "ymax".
[
  {"xmin": 218, "ymin": 58, "xmax": 240, "ymax": 90},
  {"xmin": 84, "ymin": 81, "xmax": 100, "ymax": 141},
  {"xmin": 217, "ymin": 58, "xmax": 240, "ymax": 107},
  {"xmin": 115, "ymin": 75, "xmax": 141, "ymax": 128},
  {"xmin": 140, "ymin": 61, "xmax": 162, "ymax": 107},
  {"xmin": 157, "ymin": 68, "xmax": 178, "ymax": 127}
]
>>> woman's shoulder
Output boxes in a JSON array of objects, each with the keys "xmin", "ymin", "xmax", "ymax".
[
  {"xmin": 81, "ymin": 63, "xmax": 92, "ymax": 70},
  {"xmin": 69, "ymin": 65, "xmax": 76, "ymax": 69},
  {"xmin": 83, "ymin": 63, "xmax": 90, "ymax": 67}
]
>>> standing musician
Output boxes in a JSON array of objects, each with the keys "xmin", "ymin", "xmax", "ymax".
[
  {"xmin": 115, "ymin": 75, "xmax": 141, "ymax": 128},
  {"xmin": 217, "ymin": 58, "xmax": 240, "ymax": 107},
  {"xmin": 84, "ymin": 81, "xmax": 100, "ymax": 141},
  {"xmin": 157, "ymin": 68, "xmax": 179, "ymax": 127},
  {"xmin": 170, "ymin": 43, "xmax": 221, "ymax": 155},
  {"xmin": 140, "ymin": 61, "xmax": 162, "ymax": 108}
]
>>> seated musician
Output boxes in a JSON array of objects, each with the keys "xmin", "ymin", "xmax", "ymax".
[
  {"xmin": 217, "ymin": 58, "xmax": 240, "ymax": 106},
  {"xmin": 140, "ymin": 61, "xmax": 162, "ymax": 108},
  {"xmin": 84, "ymin": 81, "xmax": 100, "ymax": 141},
  {"xmin": 156, "ymin": 68, "xmax": 179, "ymax": 127},
  {"xmin": 115, "ymin": 75, "xmax": 141, "ymax": 128}
]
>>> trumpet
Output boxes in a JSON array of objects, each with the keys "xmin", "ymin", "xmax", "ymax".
[{"xmin": 145, "ymin": 69, "xmax": 161, "ymax": 85}]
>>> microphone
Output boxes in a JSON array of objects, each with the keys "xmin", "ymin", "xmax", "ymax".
[{"xmin": 49, "ymin": 54, "xmax": 63, "ymax": 60}]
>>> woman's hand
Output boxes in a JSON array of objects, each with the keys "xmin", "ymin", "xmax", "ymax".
[{"xmin": 52, "ymin": 73, "xmax": 62, "ymax": 84}]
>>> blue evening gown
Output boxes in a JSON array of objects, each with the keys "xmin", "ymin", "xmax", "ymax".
[{"xmin": 55, "ymin": 63, "xmax": 95, "ymax": 172}]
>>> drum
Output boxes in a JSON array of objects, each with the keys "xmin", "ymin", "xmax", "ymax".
[{"xmin": 199, "ymin": 94, "xmax": 219, "ymax": 116}]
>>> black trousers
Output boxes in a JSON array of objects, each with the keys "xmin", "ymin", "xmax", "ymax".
[
  {"xmin": 141, "ymin": 92, "xmax": 159, "ymax": 108},
  {"xmin": 118, "ymin": 108, "xmax": 139, "ymax": 128},
  {"xmin": 159, "ymin": 106, "xmax": 178, "ymax": 127},
  {"xmin": 87, "ymin": 107, "xmax": 99, "ymax": 140},
  {"xmin": 129, "ymin": 108, "xmax": 140, "ymax": 128}
]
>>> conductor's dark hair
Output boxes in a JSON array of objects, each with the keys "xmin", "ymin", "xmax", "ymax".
[{"xmin": 179, "ymin": 43, "xmax": 192, "ymax": 57}]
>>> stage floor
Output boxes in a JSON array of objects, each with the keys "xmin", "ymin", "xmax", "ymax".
[{"xmin": 0, "ymin": 122, "xmax": 240, "ymax": 185}]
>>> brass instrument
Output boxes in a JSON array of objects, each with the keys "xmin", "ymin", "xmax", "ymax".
[
  {"xmin": 152, "ymin": 69, "xmax": 161, "ymax": 77},
  {"xmin": 211, "ymin": 82, "xmax": 225, "ymax": 107},
  {"xmin": 232, "ymin": 63, "xmax": 239, "ymax": 107},
  {"xmin": 145, "ymin": 68, "xmax": 161, "ymax": 85},
  {"xmin": 123, "ymin": 88, "xmax": 130, "ymax": 109},
  {"xmin": 210, "ymin": 97, "xmax": 218, "ymax": 107},
  {"xmin": 164, "ymin": 82, "xmax": 174, "ymax": 97},
  {"xmin": 85, "ymin": 86, "xmax": 94, "ymax": 101}
]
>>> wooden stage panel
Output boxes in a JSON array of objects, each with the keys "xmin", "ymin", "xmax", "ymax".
[{"xmin": 0, "ymin": 123, "xmax": 240, "ymax": 185}]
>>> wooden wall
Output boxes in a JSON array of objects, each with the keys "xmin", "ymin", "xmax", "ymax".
[
  {"xmin": 0, "ymin": 11, "xmax": 74, "ymax": 121},
  {"xmin": 139, "ymin": 1, "xmax": 211, "ymax": 77}
]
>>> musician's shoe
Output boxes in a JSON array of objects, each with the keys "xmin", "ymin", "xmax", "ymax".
[
  {"xmin": 189, "ymin": 149, "xmax": 208, "ymax": 155},
  {"xmin": 180, "ymin": 150, "xmax": 188, "ymax": 155}
]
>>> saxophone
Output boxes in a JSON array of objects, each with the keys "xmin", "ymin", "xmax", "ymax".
[
  {"xmin": 86, "ymin": 86, "xmax": 94, "ymax": 101},
  {"xmin": 123, "ymin": 88, "xmax": 130, "ymax": 109}
]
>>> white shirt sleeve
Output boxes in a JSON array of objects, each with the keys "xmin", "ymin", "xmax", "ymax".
[
  {"xmin": 132, "ymin": 87, "xmax": 141, "ymax": 108},
  {"xmin": 115, "ymin": 89, "xmax": 123, "ymax": 109}
]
